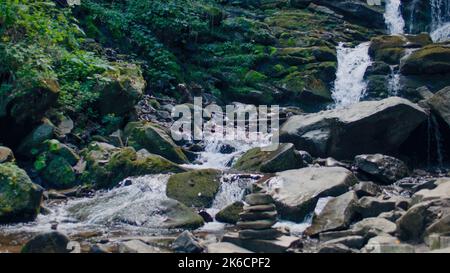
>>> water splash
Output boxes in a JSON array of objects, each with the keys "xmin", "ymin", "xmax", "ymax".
[
  {"xmin": 332, "ymin": 42, "xmax": 372, "ymax": 108},
  {"xmin": 431, "ymin": 0, "xmax": 450, "ymax": 31},
  {"xmin": 431, "ymin": 22, "xmax": 450, "ymax": 42},
  {"xmin": 387, "ymin": 65, "xmax": 401, "ymax": 96},
  {"xmin": 384, "ymin": 0, "xmax": 406, "ymax": 34}
]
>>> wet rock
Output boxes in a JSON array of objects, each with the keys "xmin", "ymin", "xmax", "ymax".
[
  {"xmin": 353, "ymin": 181, "xmax": 381, "ymax": 198},
  {"xmin": 306, "ymin": 191, "xmax": 358, "ymax": 236},
  {"xmin": 278, "ymin": 97, "xmax": 427, "ymax": 159},
  {"xmin": 17, "ymin": 121, "xmax": 55, "ymax": 158},
  {"xmin": 401, "ymin": 44, "xmax": 450, "ymax": 75},
  {"xmin": 158, "ymin": 200, "xmax": 205, "ymax": 230},
  {"xmin": 264, "ymin": 167, "xmax": 358, "ymax": 221},
  {"xmin": 238, "ymin": 229, "xmax": 282, "ymax": 240},
  {"xmin": 172, "ymin": 231, "xmax": 204, "ymax": 253},
  {"xmin": 118, "ymin": 240, "xmax": 161, "ymax": 253},
  {"xmin": 223, "ymin": 233, "xmax": 300, "ymax": 253},
  {"xmin": 21, "ymin": 232, "xmax": 70, "ymax": 253},
  {"xmin": 362, "ymin": 235, "xmax": 415, "ymax": 253},
  {"xmin": 198, "ymin": 210, "xmax": 213, "ymax": 223},
  {"xmin": 124, "ymin": 121, "xmax": 188, "ymax": 164},
  {"xmin": 81, "ymin": 143, "xmax": 184, "ymax": 189},
  {"xmin": 233, "ymin": 143, "xmax": 304, "ymax": 173},
  {"xmin": 378, "ymin": 210, "xmax": 405, "ymax": 222},
  {"xmin": 245, "ymin": 193, "xmax": 274, "ymax": 206},
  {"xmin": 351, "ymin": 217, "xmax": 397, "ymax": 236},
  {"xmin": 317, "ymin": 243, "xmax": 359, "ymax": 253},
  {"xmin": 166, "ymin": 169, "xmax": 221, "ymax": 208},
  {"xmin": 216, "ymin": 201, "xmax": 244, "ymax": 224},
  {"xmin": 0, "ymin": 163, "xmax": 43, "ymax": 223},
  {"xmin": 237, "ymin": 219, "xmax": 277, "ymax": 230},
  {"xmin": 0, "ymin": 146, "xmax": 14, "ymax": 163},
  {"xmin": 355, "ymin": 154, "xmax": 409, "ymax": 185},
  {"xmin": 239, "ymin": 210, "xmax": 277, "ymax": 221},
  {"xmin": 397, "ymin": 198, "xmax": 450, "ymax": 242},
  {"xmin": 427, "ymin": 86, "xmax": 450, "ymax": 128},
  {"xmin": 356, "ymin": 196, "xmax": 396, "ymax": 218},
  {"xmin": 243, "ymin": 204, "xmax": 277, "ymax": 212},
  {"xmin": 206, "ymin": 242, "xmax": 253, "ymax": 253},
  {"xmin": 412, "ymin": 178, "xmax": 450, "ymax": 204},
  {"xmin": 321, "ymin": 236, "xmax": 365, "ymax": 250},
  {"xmin": 97, "ymin": 63, "xmax": 145, "ymax": 116}
]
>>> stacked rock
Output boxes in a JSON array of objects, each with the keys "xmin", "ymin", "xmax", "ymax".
[{"xmin": 237, "ymin": 193, "xmax": 280, "ymax": 240}]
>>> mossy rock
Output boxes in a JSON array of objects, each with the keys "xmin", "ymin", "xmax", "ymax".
[
  {"xmin": 41, "ymin": 156, "xmax": 77, "ymax": 190},
  {"xmin": 159, "ymin": 199, "xmax": 204, "ymax": 229},
  {"xmin": 0, "ymin": 163, "xmax": 43, "ymax": 223},
  {"xmin": 216, "ymin": 201, "xmax": 244, "ymax": 224},
  {"xmin": 41, "ymin": 139, "xmax": 80, "ymax": 166},
  {"xmin": 81, "ymin": 144, "xmax": 184, "ymax": 189},
  {"xmin": 124, "ymin": 121, "xmax": 188, "ymax": 164},
  {"xmin": 17, "ymin": 121, "xmax": 55, "ymax": 158},
  {"xmin": 401, "ymin": 44, "xmax": 450, "ymax": 75},
  {"xmin": 166, "ymin": 169, "xmax": 221, "ymax": 208},
  {"xmin": 233, "ymin": 143, "xmax": 304, "ymax": 173},
  {"xmin": 97, "ymin": 63, "xmax": 145, "ymax": 116}
]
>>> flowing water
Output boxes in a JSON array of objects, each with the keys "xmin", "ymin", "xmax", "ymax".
[
  {"xmin": 428, "ymin": 115, "xmax": 445, "ymax": 170},
  {"xmin": 431, "ymin": 0, "xmax": 450, "ymax": 41},
  {"xmin": 332, "ymin": 42, "xmax": 372, "ymax": 108},
  {"xmin": 384, "ymin": 0, "xmax": 406, "ymax": 34}
]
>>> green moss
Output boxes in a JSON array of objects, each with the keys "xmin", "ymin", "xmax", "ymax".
[
  {"xmin": 166, "ymin": 169, "xmax": 221, "ymax": 208},
  {"xmin": 216, "ymin": 201, "xmax": 244, "ymax": 224},
  {"xmin": 41, "ymin": 156, "xmax": 77, "ymax": 189},
  {"xmin": 0, "ymin": 163, "xmax": 43, "ymax": 223}
]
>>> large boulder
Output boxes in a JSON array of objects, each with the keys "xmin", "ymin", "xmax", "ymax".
[
  {"xmin": 233, "ymin": 143, "xmax": 304, "ymax": 173},
  {"xmin": 124, "ymin": 121, "xmax": 188, "ymax": 164},
  {"xmin": 312, "ymin": 0, "xmax": 385, "ymax": 29},
  {"xmin": 81, "ymin": 143, "xmax": 185, "ymax": 189},
  {"xmin": 21, "ymin": 232, "xmax": 70, "ymax": 253},
  {"xmin": 216, "ymin": 201, "xmax": 244, "ymax": 224},
  {"xmin": 97, "ymin": 63, "xmax": 145, "ymax": 116},
  {"xmin": 263, "ymin": 167, "xmax": 358, "ymax": 221},
  {"xmin": 306, "ymin": 191, "xmax": 358, "ymax": 236},
  {"xmin": 278, "ymin": 97, "xmax": 428, "ymax": 159},
  {"xmin": 427, "ymin": 86, "xmax": 450, "ymax": 129},
  {"xmin": 0, "ymin": 163, "xmax": 43, "ymax": 223},
  {"xmin": 17, "ymin": 121, "xmax": 55, "ymax": 158},
  {"xmin": 166, "ymin": 169, "xmax": 221, "ymax": 208},
  {"xmin": 396, "ymin": 198, "xmax": 450, "ymax": 242},
  {"xmin": 354, "ymin": 154, "xmax": 409, "ymax": 185},
  {"xmin": 401, "ymin": 44, "xmax": 450, "ymax": 75}
]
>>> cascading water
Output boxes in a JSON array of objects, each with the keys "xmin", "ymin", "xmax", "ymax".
[
  {"xmin": 387, "ymin": 66, "xmax": 401, "ymax": 96},
  {"xmin": 332, "ymin": 42, "xmax": 372, "ymax": 108},
  {"xmin": 384, "ymin": 0, "xmax": 406, "ymax": 34},
  {"xmin": 430, "ymin": 0, "xmax": 450, "ymax": 41},
  {"xmin": 408, "ymin": 0, "xmax": 421, "ymax": 33}
]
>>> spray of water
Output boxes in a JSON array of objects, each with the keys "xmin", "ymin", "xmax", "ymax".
[
  {"xmin": 384, "ymin": 0, "xmax": 406, "ymax": 34},
  {"xmin": 332, "ymin": 42, "xmax": 372, "ymax": 108}
]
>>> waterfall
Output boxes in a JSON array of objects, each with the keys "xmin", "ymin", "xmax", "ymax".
[
  {"xmin": 430, "ymin": 0, "xmax": 450, "ymax": 41},
  {"xmin": 384, "ymin": 0, "xmax": 406, "ymax": 34},
  {"xmin": 408, "ymin": 0, "xmax": 421, "ymax": 33},
  {"xmin": 332, "ymin": 42, "xmax": 372, "ymax": 108},
  {"xmin": 387, "ymin": 65, "xmax": 401, "ymax": 96}
]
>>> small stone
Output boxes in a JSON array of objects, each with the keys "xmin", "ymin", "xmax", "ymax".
[
  {"xmin": 353, "ymin": 181, "xmax": 380, "ymax": 198},
  {"xmin": 245, "ymin": 193, "xmax": 274, "ymax": 206},
  {"xmin": 237, "ymin": 219, "xmax": 276, "ymax": 230},
  {"xmin": 238, "ymin": 229, "xmax": 282, "ymax": 240},
  {"xmin": 243, "ymin": 204, "xmax": 276, "ymax": 212},
  {"xmin": 171, "ymin": 231, "xmax": 204, "ymax": 253},
  {"xmin": 239, "ymin": 210, "xmax": 278, "ymax": 221}
]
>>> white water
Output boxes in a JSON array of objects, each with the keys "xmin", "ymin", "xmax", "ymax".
[
  {"xmin": 387, "ymin": 66, "xmax": 401, "ymax": 96},
  {"xmin": 384, "ymin": 0, "xmax": 406, "ymax": 34},
  {"xmin": 430, "ymin": 0, "xmax": 450, "ymax": 41},
  {"xmin": 332, "ymin": 42, "xmax": 372, "ymax": 108}
]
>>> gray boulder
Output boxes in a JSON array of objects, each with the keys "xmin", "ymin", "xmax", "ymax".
[
  {"xmin": 21, "ymin": 232, "xmax": 70, "ymax": 253},
  {"xmin": 306, "ymin": 191, "xmax": 358, "ymax": 236},
  {"xmin": 355, "ymin": 154, "xmax": 409, "ymax": 185},
  {"xmin": 172, "ymin": 231, "xmax": 204, "ymax": 253},
  {"xmin": 278, "ymin": 97, "xmax": 427, "ymax": 159},
  {"xmin": 263, "ymin": 167, "xmax": 358, "ymax": 221},
  {"xmin": 427, "ymin": 86, "xmax": 450, "ymax": 129}
]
